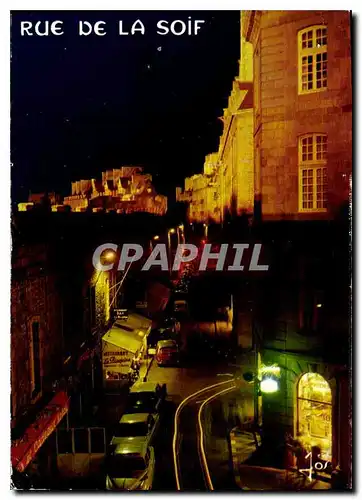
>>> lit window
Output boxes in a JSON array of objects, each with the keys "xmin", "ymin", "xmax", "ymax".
[
  {"xmin": 298, "ymin": 26, "xmax": 327, "ymax": 94},
  {"xmin": 299, "ymin": 134, "xmax": 327, "ymax": 212},
  {"xmin": 297, "ymin": 373, "xmax": 332, "ymax": 461}
]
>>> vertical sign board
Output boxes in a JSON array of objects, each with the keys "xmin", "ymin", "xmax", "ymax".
[{"xmin": 102, "ymin": 340, "xmax": 133, "ymax": 381}]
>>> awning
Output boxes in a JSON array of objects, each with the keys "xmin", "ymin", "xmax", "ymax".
[
  {"xmin": 102, "ymin": 313, "xmax": 152, "ymax": 354},
  {"xmin": 11, "ymin": 391, "xmax": 70, "ymax": 473}
]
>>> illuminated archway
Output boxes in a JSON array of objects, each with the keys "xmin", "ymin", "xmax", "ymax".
[{"xmin": 297, "ymin": 373, "xmax": 332, "ymax": 461}]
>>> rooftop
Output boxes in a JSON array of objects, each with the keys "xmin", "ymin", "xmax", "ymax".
[
  {"xmin": 120, "ymin": 413, "xmax": 151, "ymax": 425},
  {"xmin": 112, "ymin": 436, "xmax": 148, "ymax": 457},
  {"xmin": 130, "ymin": 381, "xmax": 159, "ymax": 394}
]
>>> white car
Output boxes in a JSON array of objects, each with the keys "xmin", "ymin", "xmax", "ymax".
[
  {"xmin": 106, "ymin": 439, "xmax": 155, "ymax": 490},
  {"xmin": 125, "ymin": 381, "xmax": 166, "ymax": 414},
  {"xmin": 110, "ymin": 412, "xmax": 159, "ymax": 450}
]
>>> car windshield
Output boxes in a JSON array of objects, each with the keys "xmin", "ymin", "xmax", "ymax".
[
  {"xmin": 126, "ymin": 393, "xmax": 157, "ymax": 413},
  {"xmin": 160, "ymin": 344, "xmax": 177, "ymax": 352},
  {"xmin": 106, "ymin": 455, "xmax": 146, "ymax": 478},
  {"xmin": 114, "ymin": 422, "xmax": 149, "ymax": 437}
]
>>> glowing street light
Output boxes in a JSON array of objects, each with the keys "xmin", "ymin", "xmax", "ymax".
[
  {"xmin": 260, "ymin": 377, "xmax": 279, "ymax": 394},
  {"xmin": 103, "ymin": 250, "xmax": 116, "ymax": 262},
  {"xmin": 153, "ymin": 235, "xmax": 160, "ymax": 240},
  {"xmin": 177, "ymin": 224, "xmax": 185, "ymax": 244},
  {"xmin": 167, "ymin": 229, "xmax": 176, "ymax": 275},
  {"xmin": 203, "ymin": 223, "xmax": 208, "ymax": 240}
]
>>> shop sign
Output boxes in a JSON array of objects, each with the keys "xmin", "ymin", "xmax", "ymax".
[
  {"xmin": 103, "ymin": 348, "xmax": 132, "ymax": 368},
  {"xmin": 11, "ymin": 391, "xmax": 70, "ymax": 472},
  {"xmin": 114, "ymin": 308, "xmax": 128, "ymax": 320}
]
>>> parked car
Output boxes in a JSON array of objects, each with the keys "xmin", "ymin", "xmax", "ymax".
[
  {"xmin": 124, "ymin": 381, "xmax": 167, "ymax": 415},
  {"xmin": 155, "ymin": 339, "xmax": 180, "ymax": 366},
  {"xmin": 106, "ymin": 440, "xmax": 155, "ymax": 490},
  {"xmin": 110, "ymin": 412, "xmax": 159, "ymax": 453},
  {"xmin": 174, "ymin": 299, "xmax": 188, "ymax": 315}
]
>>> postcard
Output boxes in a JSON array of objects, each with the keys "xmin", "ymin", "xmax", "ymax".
[{"xmin": 10, "ymin": 10, "xmax": 352, "ymax": 491}]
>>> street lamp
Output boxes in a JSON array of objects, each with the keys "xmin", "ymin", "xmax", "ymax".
[
  {"xmin": 260, "ymin": 377, "xmax": 279, "ymax": 394},
  {"xmin": 167, "ymin": 229, "xmax": 176, "ymax": 275},
  {"xmin": 203, "ymin": 223, "xmax": 208, "ymax": 240},
  {"xmin": 178, "ymin": 224, "xmax": 185, "ymax": 244},
  {"xmin": 103, "ymin": 250, "xmax": 117, "ymax": 262},
  {"xmin": 150, "ymin": 235, "xmax": 160, "ymax": 252}
]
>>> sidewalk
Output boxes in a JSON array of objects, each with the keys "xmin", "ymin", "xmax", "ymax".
[
  {"xmin": 139, "ymin": 355, "xmax": 155, "ymax": 382},
  {"xmin": 229, "ymin": 428, "xmax": 331, "ymax": 491}
]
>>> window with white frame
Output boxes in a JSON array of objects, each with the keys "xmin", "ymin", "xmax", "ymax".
[
  {"xmin": 298, "ymin": 26, "xmax": 327, "ymax": 94},
  {"xmin": 299, "ymin": 134, "xmax": 327, "ymax": 211}
]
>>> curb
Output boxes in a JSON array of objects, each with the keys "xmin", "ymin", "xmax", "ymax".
[
  {"xmin": 230, "ymin": 428, "xmax": 242, "ymax": 488},
  {"xmin": 142, "ymin": 356, "xmax": 155, "ymax": 381}
]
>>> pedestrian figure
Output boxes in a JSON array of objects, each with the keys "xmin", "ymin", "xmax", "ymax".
[{"xmin": 294, "ymin": 439, "xmax": 308, "ymax": 470}]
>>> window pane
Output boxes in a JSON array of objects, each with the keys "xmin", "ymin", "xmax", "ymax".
[
  {"xmin": 74, "ymin": 428, "xmax": 89, "ymax": 453},
  {"xmin": 316, "ymin": 53, "xmax": 327, "ymax": 88},
  {"xmin": 316, "ymin": 135, "xmax": 327, "ymax": 160},
  {"xmin": 57, "ymin": 429, "xmax": 73, "ymax": 454},
  {"xmin": 90, "ymin": 428, "xmax": 105, "ymax": 454},
  {"xmin": 316, "ymin": 28, "xmax": 327, "ymax": 47}
]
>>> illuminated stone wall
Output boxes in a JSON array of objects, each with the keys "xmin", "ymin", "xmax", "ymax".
[
  {"xmin": 63, "ymin": 167, "xmax": 167, "ymax": 215},
  {"xmin": 244, "ymin": 10, "xmax": 352, "ymax": 219},
  {"xmin": 178, "ymin": 18, "xmax": 255, "ymax": 223},
  {"xmin": 180, "ymin": 11, "xmax": 351, "ymax": 223}
]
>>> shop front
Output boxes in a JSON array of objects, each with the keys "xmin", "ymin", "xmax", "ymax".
[
  {"xmin": 11, "ymin": 390, "xmax": 70, "ymax": 488},
  {"xmin": 296, "ymin": 372, "xmax": 332, "ymax": 465},
  {"xmin": 260, "ymin": 349, "xmax": 350, "ymax": 485}
]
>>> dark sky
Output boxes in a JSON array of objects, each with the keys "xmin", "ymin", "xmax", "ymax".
[{"xmin": 11, "ymin": 11, "xmax": 240, "ymax": 204}]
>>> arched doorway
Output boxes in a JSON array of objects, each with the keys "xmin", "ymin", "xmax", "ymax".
[{"xmin": 297, "ymin": 373, "xmax": 332, "ymax": 461}]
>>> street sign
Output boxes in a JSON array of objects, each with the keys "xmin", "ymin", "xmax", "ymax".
[
  {"xmin": 136, "ymin": 301, "xmax": 147, "ymax": 309},
  {"xmin": 114, "ymin": 308, "xmax": 128, "ymax": 320}
]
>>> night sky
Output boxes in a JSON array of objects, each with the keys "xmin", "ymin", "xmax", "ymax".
[{"xmin": 11, "ymin": 11, "xmax": 240, "ymax": 204}]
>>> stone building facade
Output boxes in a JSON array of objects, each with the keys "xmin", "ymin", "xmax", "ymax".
[
  {"xmin": 253, "ymin": 220, "xmax": 351, "ymax": 485},
  {"xmin": 11, "ymin": 244, "xmax": 64, "ymax": 426},
  {"xmin": 177, "ymin": 11, "xmax": 351, "ymax": 224},
  {"xmin": 243, "ymin": 10, "xmax": 351, "ymax": 220},
  {"xmin": 177, "ymin": 153, "xmax": 220, "ymax": 223}
]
